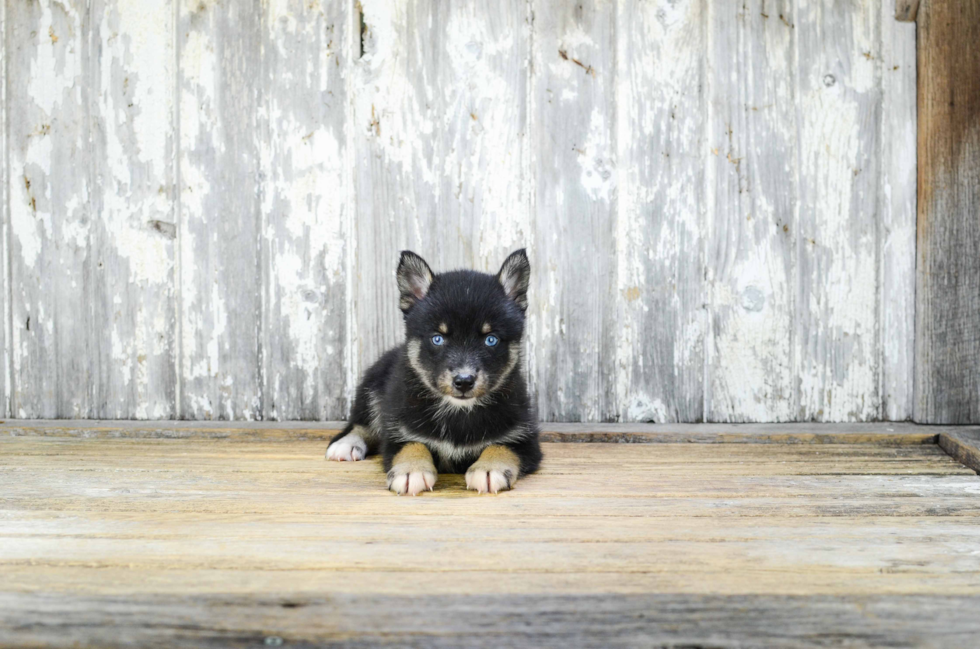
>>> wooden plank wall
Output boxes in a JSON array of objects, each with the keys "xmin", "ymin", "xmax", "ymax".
[{"xmin": 1, "ymin": 0, "xmax": 928, "ymax": 422}]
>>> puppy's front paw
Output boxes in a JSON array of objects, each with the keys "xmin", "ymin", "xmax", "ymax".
[
  {"xmin": 387, "ymin": 464, "xmax": 437, "ymax": 496},
  {"xmin": 466, "ymin": 445, "xmax": 520, "ymax": 494},
  {"xmin": 387, "ymin": 442, "xmax": 437, "ymax": 496},
  {"xmin": 326, "ymin": 433, "xmax": 368, "ymax": 461}
]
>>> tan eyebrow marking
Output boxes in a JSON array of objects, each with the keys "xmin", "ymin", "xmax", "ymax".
[
  {"xmin": 482, "ymin": 322, "xmax": 491, "ymax": 334},
  {"xmin": 438, "ymin": 323, "xmax": 448, "ymax": 334}
]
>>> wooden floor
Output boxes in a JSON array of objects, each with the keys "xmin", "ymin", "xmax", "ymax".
[{"xmin": 2, "ymin": 428, "xmax": 980, "ymax": 647}]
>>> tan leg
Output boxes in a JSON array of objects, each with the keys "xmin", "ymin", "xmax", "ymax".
[
  {"xmin": 465, "ymin": 445, "xmax": 520, "ymax": 494},
  {"xmin": 387, "ymin": 443, "xmax": 438, "ymax": 496}
]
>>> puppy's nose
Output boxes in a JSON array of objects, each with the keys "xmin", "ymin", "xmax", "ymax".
[{"xmin": 453, "ymin": 374, "xmax": 476, "ymax": 392}]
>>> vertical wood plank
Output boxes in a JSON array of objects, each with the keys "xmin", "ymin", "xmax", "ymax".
[
  {"xmin": 704, "ymin": 0, "xmax": 796, "ymax": 422},
  {"xmin": 615, "ymin": 0, "xmax": 705, "ymax": 422},
  {"xmin": 878, "ymin": 7, "xmax": 916, "ymax": 421},
  {"xmin": 794, "ymin": 0, "xmax": 880, "ymax": 421},
  {"xmin": 352, "ymin": 0, "xmax": 530, "ymax": 374},
  {"xmin": 0, "ymin": 0, "xmax": 8, "ymax": 418},
  {"xmin": 90, "ymin": 0, "xmax": 177, "ymax": 418},
  {"xmin": 178, "ymin": 0, "xmax": 263, "ymax": 419},
  {"xmin": 915, "ymin": 0, "xmax": 980, "ymax": 423},
  {"xmin": 8, "ymin": 0, "xmax": 177, "ymax": 419},
  {"xmin": 260, "ymin": 0, "xmax": 349, "ymax": 420},
  {"xmin": 531, "ymin": 0, "xmax": 618, "ymax": 421},
  {"xmin": 7, "ymin": 0, "xmax": 90, "ymax": 417}
]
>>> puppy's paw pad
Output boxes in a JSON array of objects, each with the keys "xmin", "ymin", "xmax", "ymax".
[
  {"xmin": 326, "ymin": 434, "xmax": 367, "ymax": 462},
  {"xmin": 465, "ymin": 466, "xmax": 516, "ymax": 494},
  {"xmin": 387, "ymin": 466, "xmax": 437, "ymax": 496}
]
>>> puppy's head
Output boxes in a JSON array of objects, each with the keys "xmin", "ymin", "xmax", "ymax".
[{"xmin": 398, "ymin": 249, "xmax": 530, "ymax": 407}]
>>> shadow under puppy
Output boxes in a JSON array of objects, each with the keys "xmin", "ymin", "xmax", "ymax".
[{"xmin": 326, "ymin": 249, "xmax": 542, "ymax": 495}]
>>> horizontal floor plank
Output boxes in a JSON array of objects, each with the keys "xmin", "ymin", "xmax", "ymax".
[
  {"xmin": 939, "ymin": 429, "xmax": 980, "ymax": 473},
  {"xmin": 3, "ymin": 592, "xmax": 979, "ymax": 649},
  {"xmin": 4, "ymin": 565, "xmax": 980, "ymax": 598}
]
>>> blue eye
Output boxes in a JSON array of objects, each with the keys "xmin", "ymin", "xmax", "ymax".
[
  {"xmin": 431, "ymin": 335, "xmax": 445, "ymax": 346},
  {"xmin": 485, "ymin": 334, "xmax": 499, "ymax": 347}
]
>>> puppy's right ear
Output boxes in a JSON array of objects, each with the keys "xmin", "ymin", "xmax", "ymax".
[{"xmin": 397, "ymin": 251, "xmax": 434, "ymax": 312}]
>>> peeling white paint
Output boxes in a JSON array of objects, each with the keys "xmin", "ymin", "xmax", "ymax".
[
  {"xmin": 3, "ymin": 0, "xmax": 918, "ymax": 422},
  {"xmin": 797, "ymin": 32, "xmax": 880, "ymax": 421}
]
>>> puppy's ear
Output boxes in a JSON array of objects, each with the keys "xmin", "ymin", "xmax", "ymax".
[
  {"xmin": 397, "ymin": 251, "xmax": 434, "ymax": 312},
  {"xmin": 496, "ymin": 249, "xmax": 530, "ymax": 312}
]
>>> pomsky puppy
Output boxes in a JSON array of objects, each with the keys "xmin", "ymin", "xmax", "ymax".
[{"xmin": 326, "ymin": 249, "xmax": 542, "ymax": 496}]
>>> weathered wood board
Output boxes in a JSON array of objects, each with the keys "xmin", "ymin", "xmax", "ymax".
[
  {"xmin": 938, "ymin": 428, "xmax": 980, "ymax": 474},
  {"xmin": 259, "ymin": 0, "xmax": 350, "ymax": 420},
  {"xmin": 1, "ymin": 436, "xmax": 978, "ymax": 646},
  {"xmin": 6, "ymin": 419, "xmax": 969, "ymax": 446},
  {"xmin": 352, "ymin": 0, "xmax": 530, "ymax": 378},
  {"xmin": 704, "ymin": 0, "xmax": 794, "ymax": 422},
  {"xmin": 914, "ymin": 0, "xmax": 980, "ymax": 424},
  {"xmin": 0, "ymin": 0, "xmax": 8, "ymax": 418},
  {"xmin": 2, "ymin": 1, "xmax": 935, "ymax": 422},
  {"xmin": 3, "ymin": 592, "xmax": 979, "ymax": 648},
  {"xmin": 616, "ymin": 0, "xmax": 704, "ymax": 423},
  {"xmin": 177, "ymin": 0, "xmax": 264, "ymax": 420},
  {"xmin": 92, "ymin": 0, "xmax": 179, "ymax": 420},
  {"xmin": 879, "ymin": 1, "xmax": 917, "ymax": 422},
  {"xmin": 7, "ymin": 0, "xmax": 91, "ymax": 419},
  {"xmin": 796, "ymin": 0, "xmax": 881, "ymax": 421},
  {"xmin": 6, "ymin": 0, "xmax": 177, "ymax": 419},
  {"xmin": 530, "ymin": 0, "xmax": 618, "ymax": 421}
]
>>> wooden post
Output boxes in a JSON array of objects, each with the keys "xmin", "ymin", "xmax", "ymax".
[{"xmin": 915, "ymin": 0, "xmax": 980, "ymax": 423}]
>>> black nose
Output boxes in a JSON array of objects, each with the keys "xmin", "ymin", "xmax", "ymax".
[{"xmin": 453, "ymin": 374, "xmax": 476, "ymax": 392}]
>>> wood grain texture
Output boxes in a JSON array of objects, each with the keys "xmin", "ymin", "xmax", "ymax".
[
  {"xmin": 6, "ymin": 419, "xmax": 972, "ymax": 446},
  {"xmin": 538, "ymin": 422, "xmax": 941, "ymax": 445},
  {"xmin": 7, "ymin": 0, "xmax": 89, "ymax": 419},
  {"xmin": 6, "ymin": 0, "xmax": 176, "ymax": 419},
  {"xmin": 878, "ymin": 6, "xmax": 916, "ymax": 421},
  {"xmin": 795, "ymin": 0, "xmax": 881, "ymax": 421},
  {"xmin": 614, "ymin": 0, "xmax": 706, "ymax": 424},
  {"xmin": 938, "ymin": 429, "xmax": 980, "ymax": 474},
  {"xmin": 259, "ymin": 0, "xmax": 350, "ymax": 420},
  {"xmin": 1, "ymin": 437, "xmax": 978, "ymax": 646},
  {"xmin": 2, "ymin": 592, "xmax": 979, "ymax": 648},
  {"xmin": 91, "ymin": 0, "xmax": 178, "ymax": 419},
  {"xmin": 352, "ymin": 0, "xmax": 530, "ymax": 373},
  {"xmin": 178, "ymin": 0, "xmax": 263, "ymax": 419},
  {"xmin": 704, "ymin": 0, "xmax": 795, "ymax": 422},
  {"xmin": 531, "ymin": 0, "xmax": 618, "ymax": 421},
  {"xmin": 914, "ymin": 0, "xmax": 980, "ymax": 424}
]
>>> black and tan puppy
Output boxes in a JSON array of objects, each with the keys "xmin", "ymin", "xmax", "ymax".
[{"xmin": 326, "ymin": 249, "xmax": 542, "ymax": 495}]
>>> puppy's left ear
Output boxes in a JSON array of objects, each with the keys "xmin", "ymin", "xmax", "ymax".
[{"xmin": 496, "ymin": 249, "xmax": 531, "ymax": 312}]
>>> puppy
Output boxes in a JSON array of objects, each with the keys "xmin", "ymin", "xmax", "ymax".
[{"xmin": 326, "ymin": 249, "xmax": 542, "ymax": 495}]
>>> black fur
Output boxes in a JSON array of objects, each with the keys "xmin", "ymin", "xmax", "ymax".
[{"xmin": 328, "ymin": 250, "xmax": 542, "ymax": 481}]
